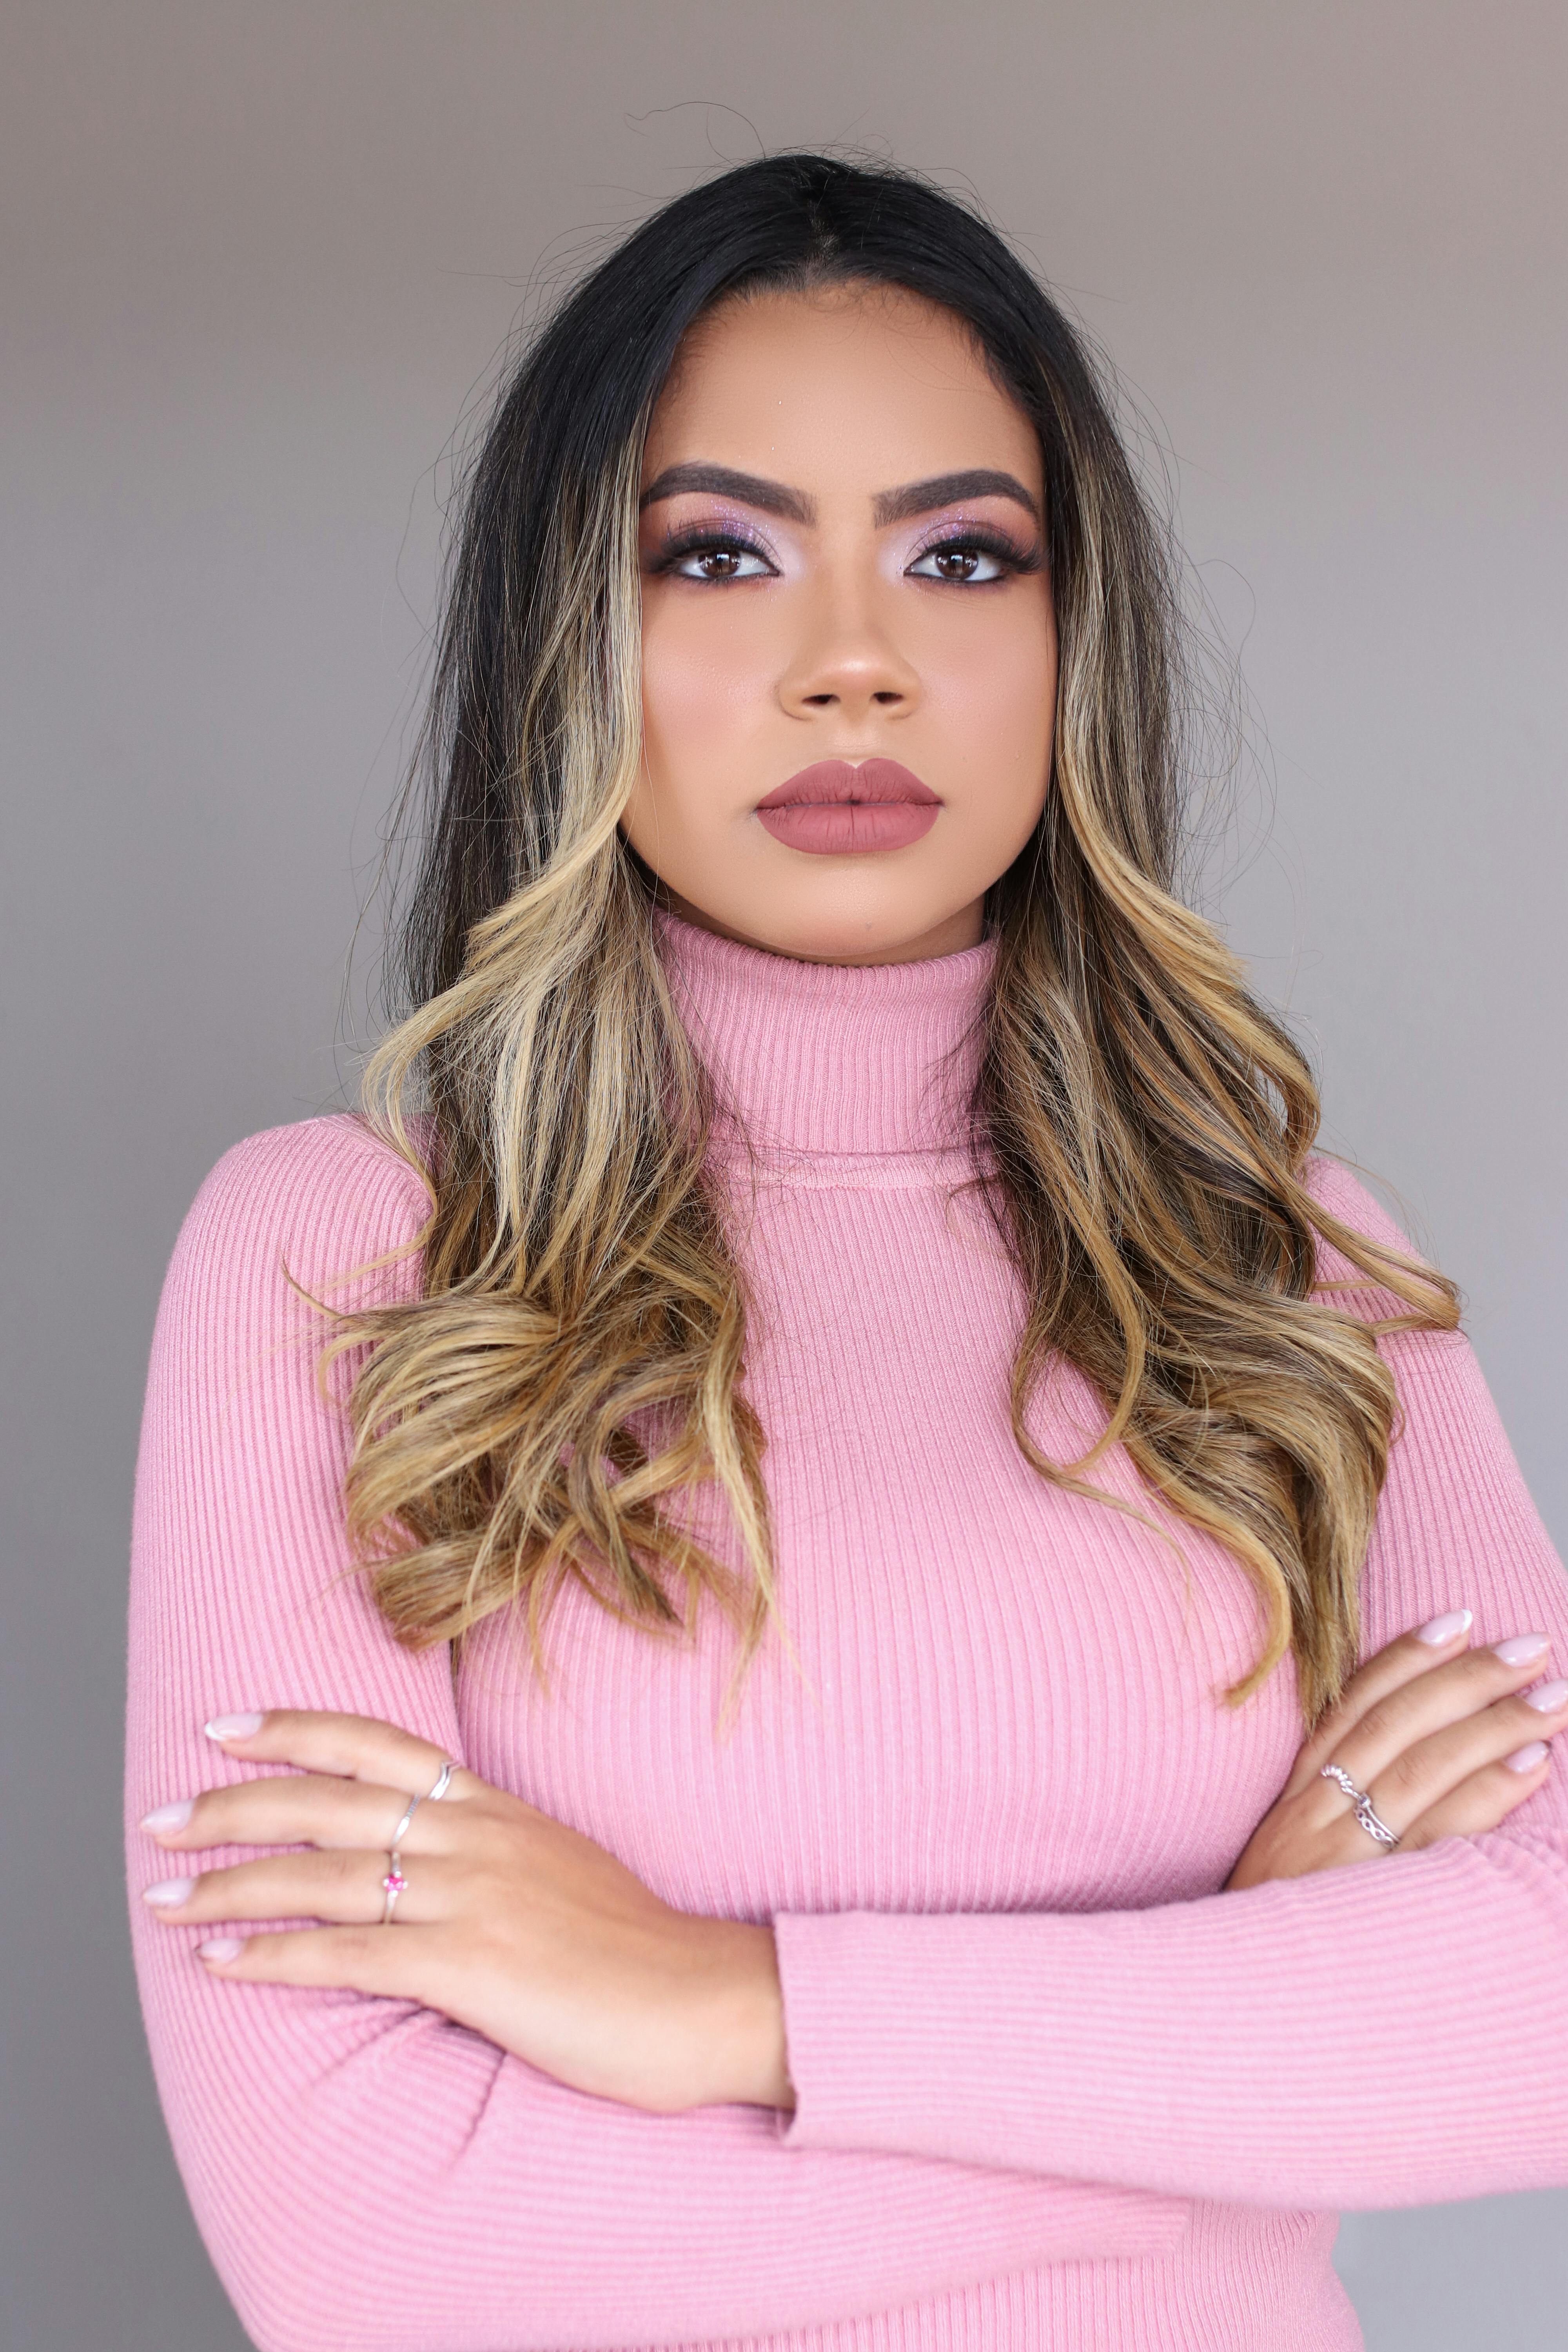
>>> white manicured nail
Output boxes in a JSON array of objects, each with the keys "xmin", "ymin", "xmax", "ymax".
[
  {"xmin": 1495, "ymin": 1637, "xmax": 1552, "ymax": 1675},
  {"xmin": 142, "ymin": 1878, "xmax": 195, "ymax": 1907},
  {"xmin": 1492, "ymin": 1634, "xmax": 1550, "ymax": 1666},
  {"xmin": 205, "ymin": 1712, "xmax": 265, "ymax": 1741},
  {"xmin": 141, "ymin": 1800, "xmax": 193, "ymax": 1833},
  {"xmin": 1523, "ymin": 1679, "xmax": 1568, "ymax": 1714},
  {"xmin": 1504, "ymin": 1742, "xmax": 1550, "ymax": 1773},
  {"xmin": 197, "ymin": 1938, "xmax": 245, "ymax": 1963},
  {"xmin": 1416, "ymin": 1608, "xmax": 1473, "ymax": 1644}
]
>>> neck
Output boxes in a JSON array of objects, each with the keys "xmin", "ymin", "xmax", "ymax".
[{"xmin": 650, "ymin": 887, "xmax": 988, "ymax": 969}]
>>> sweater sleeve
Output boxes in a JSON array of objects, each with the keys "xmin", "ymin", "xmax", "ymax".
[
  {"xmin": 774, "ymin": 1156, "xmax": 1568, "ymax": 2211},
  {"xmin": 124, "ymin": 1116, "xmax": 1192, "ymax": 2352}
]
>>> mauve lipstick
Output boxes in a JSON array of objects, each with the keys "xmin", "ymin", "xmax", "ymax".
[{"xmin": 754, "ymin": 759, "xmax": 941, "ymax": 855}]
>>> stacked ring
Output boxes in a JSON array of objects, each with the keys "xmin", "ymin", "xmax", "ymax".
[
  {"xmin": 379, "ymin": 1757, "xmax": 458, "ymax": 1924},
  {"xmin": 1320, "ymin": 1760, "xmax": 1401, "ymax": 1848}
]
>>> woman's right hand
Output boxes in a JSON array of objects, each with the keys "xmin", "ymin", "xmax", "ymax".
[{"xmin": 1225, "ymin": 1610, "xmax": 1568, "ymax": 1890}]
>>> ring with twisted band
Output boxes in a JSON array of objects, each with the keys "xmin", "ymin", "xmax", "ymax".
[{"xmin": 1320, "ymin": 1760, "xmax": 1401, "ymax": 1848}]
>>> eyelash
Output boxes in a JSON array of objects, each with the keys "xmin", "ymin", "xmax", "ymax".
[
  {"xmin": 649, "ymin": 525, "xmax": 777, "ymax": 580},
  {"xmin": 648, "ymin": 523, "xmax": 1042, "ymax": 583},
  {"xmin": 906, "ymin": 525, "xmax": 1042, "ymax": 582}
]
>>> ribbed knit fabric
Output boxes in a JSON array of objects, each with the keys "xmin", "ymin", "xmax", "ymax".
[{"xmin": 125, "ymin": 911, "xmax": 1568, "ymax": 2352}]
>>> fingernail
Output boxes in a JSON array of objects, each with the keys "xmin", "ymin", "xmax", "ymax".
[
  {"xmin": 1493, "ymin": 1634, "xmax": 1550, "ymax": 1666},
  {"xmin": 204, "ymin": 1712, "xmax": 265, "ymax": 1741},
  {"xmin": 198, "ymin": 1938, "xmax": 245, "ymax": 1962},
  {"xmin": 142, "ymin": 1878, "xmax": 195, "ymax": 1908},
  {"xmin": 141, "ymin": 1799, "xmax": 193, "ymax": 1833},
  {"xmin": 1504, "ymin": 1742, "xmax": 1550, "ymax": 1773},
  {"xmin": 1523, "ymin": 1679, "xmax": 1568, "ymax": 1714},
  {"xmin": 1417, "ymin": 1608, "xmax": 1474, "ymax": 1645}
]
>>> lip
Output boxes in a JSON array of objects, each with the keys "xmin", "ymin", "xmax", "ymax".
[{"xmin": 754, "ymin": 759, "xmax": 941, "ymax": 855}]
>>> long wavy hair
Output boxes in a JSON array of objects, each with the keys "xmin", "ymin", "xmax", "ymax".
[{"xmin": 330, "ymin": 153, "xmax": 1457, "ymax": 1730}]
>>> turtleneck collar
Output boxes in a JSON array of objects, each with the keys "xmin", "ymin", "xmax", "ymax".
[{"xmin": 653, "ymin": 909, "xmax": 996, "ymax": 1158}]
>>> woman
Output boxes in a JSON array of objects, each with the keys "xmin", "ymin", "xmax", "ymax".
[{"xmin": 126, "ymin": 155, "xmax": 1568, "ymax": 2350}]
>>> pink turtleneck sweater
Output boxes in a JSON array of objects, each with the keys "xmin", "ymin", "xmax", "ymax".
[{"xmin": 126, "ymin": 915, "xmax": 1568, "ymax": 2352}]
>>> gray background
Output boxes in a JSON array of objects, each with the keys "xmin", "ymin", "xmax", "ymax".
[{"xmin": 3, "ymin": 3, "xmax": 1564, "ymax": 2346}]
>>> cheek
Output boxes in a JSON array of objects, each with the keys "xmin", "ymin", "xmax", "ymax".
[
  {"xmin": 917, "ymin": 597, "xmax": 1057, "ymax": 800},
  {"xmin": 640, "ymin": 602, "xmax": 779, "ymax": 777}
]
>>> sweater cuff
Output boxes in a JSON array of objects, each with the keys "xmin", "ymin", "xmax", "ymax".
[{"xmin": 771, "ymin": 1908, "xmax": 1027, "ymax": 2162}]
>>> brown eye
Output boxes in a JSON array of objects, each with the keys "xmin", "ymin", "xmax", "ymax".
[
  {"xmin": 663, "ymin": 539, "xmax": 774, "ymax": 582},
  {"xmin": 906, "ymin": 540, "xmax": 1012, "ymax": 584}
]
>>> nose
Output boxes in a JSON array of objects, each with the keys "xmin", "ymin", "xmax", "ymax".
[{"xmin": 777, "ymin": 589, "xmax": 921, "ymax": 722}]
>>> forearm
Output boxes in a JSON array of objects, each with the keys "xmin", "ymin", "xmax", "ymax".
[
  {"xmin": 131, "ymin": 1879, "xmax": 1191, "ymax": 2351},
  {"xmin": 772, "ymin": 1822, "xmax": 1568, "ymax": 2208}
]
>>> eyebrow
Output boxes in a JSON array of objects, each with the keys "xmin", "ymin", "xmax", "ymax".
[
  {"xmin": 638, "ymin": 462, "xmax": 1040, "ymax": 529},
  {"xmin": 872, "ymin": 470, "xmax": 1040, "ymax": 526},
  {"xmin": 639, "ymin": 464, "xmax": 815, "ymax": 523}
]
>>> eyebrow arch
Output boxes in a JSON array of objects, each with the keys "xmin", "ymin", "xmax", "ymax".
[
  {"xmin": 873, "ymin": 470, "xmax": 1040, "ymax": 526},
  {"xmin": 637, "ymin": 461, "xmax": 1041, "ymax": 530},
  {"xmin": 639, "ymin": 463, "xmax": 815, "ymax": 523}
]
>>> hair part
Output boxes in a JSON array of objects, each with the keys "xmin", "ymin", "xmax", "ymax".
[{"xmin": 327, "ymin": 152, "xmax": 1457, "ymax": 1732}]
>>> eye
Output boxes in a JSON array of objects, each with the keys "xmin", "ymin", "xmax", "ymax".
[
  {"xmin": 679, "ymin": 545, "xmax": 772, "ymax": 581},
  {"xmin": 906, "ymin": 538, "xmax": 1014, "ymax": 584},
  {"xmin": 655, "ymin": 532, "xmax": 777, "ymax": 583}
]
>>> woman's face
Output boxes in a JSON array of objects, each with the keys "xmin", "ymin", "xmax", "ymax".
[{"xmin": 626, "ymin": 283, "xmax": 1057, "ymax": 965}]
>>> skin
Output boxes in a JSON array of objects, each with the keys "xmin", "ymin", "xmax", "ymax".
[
  {"xmin": 623, "ymin": 282, "xmax": 1056, "ymax": 964},
  {"xmin": 142, "ymin": 285, "xmax": 1565, "ymax": 2114}
]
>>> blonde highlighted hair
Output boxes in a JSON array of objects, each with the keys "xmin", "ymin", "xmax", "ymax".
[{"xmin": 330, "ymin": 156, "xmax": 1457, "ymax": 1729}]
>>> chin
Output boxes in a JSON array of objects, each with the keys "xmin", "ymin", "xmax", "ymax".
[{"xmin": 739, "ymin": 895, "xmax": 979, "ymax": 967}]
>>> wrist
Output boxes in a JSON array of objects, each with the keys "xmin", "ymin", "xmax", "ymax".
[{"xmin": 688, "ymin": 1919, "xmax": 795, "ymax": 2111}]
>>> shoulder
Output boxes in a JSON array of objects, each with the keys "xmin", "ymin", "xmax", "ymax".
[
  {"xmin": 1300, "ymin": 1152, "xmax": 1419, "ymax": 1268},
  {"xmin": 1299, "ymin": 1151, "xmax": 1469, "ymax": 1383},
  {"xmin": 168, "ymin": 1112, "xmax": 433, "ymax": 1314},
  {"xmin": 1301, "ymin": 1150, "xmax": 1461, "ymax": 1339}
]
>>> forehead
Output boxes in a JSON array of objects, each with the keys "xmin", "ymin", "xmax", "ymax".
[{"xmin": 642, "ymin": 283, "xmax": 1042, "ymax": 499}]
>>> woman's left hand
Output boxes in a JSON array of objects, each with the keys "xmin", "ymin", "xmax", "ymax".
[{"xmin": 139, "ymin": 1709, "xmax": 795, "ymax": 2116}]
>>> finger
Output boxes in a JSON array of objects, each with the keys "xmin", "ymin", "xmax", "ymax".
[
  {"xmin": 201, "ymin": 1708, "xmax": 471, "ymax": 1800},
  {"xmin": 141, "ymin": 1848, "xmax": 457, "ymax": 1929},
  {"xmin": 141, "ymin": 1770, "xmax": 469, "ymax": 1857},
  {"xmin": 1281, "ymin": 1610, "xmax": 1476, "ymax": 1796},
  {"xmin": 1396, "ymin": 1744, "xmax": 1554, "ymax": 1851},
  {"xmin": 1313, "ymin": 1635, "xmax": 1556, "ymax": 1823},
  {"xmin": 1354, "ymin": 1684, "xmax": 1568, "ymax": 1840},
  {"xmin": 193, "ymin": 1921, "xmax": 438, "ymax": 1996}
]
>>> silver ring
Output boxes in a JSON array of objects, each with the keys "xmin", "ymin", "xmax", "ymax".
[
  {"xmin": 388, "ymin": 1791, "xmax": 423, "ymax": 1849},
  {"xmin": 1320, "ymin": 1761, "xmax": 1401, "ymax": 1848},
  {"xmin": 379, "ymin": 1764, "xmax": 453, "ymax": 1918},
  {"xmin": 380, "ymin": 1857, "xmax": 408, "ymax": 1924},
  {"xmin": 386, "ymin": 1759, "xmax": 454, "ymax": 1850}
]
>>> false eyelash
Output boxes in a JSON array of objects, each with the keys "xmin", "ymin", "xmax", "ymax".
[
  {"xmin": 648, "ymin": 524, "xmax": 778, "ymax": 575},
  {"xmin": 907, "ymin": 524, "xmax": 1044, "ymax": 575}
]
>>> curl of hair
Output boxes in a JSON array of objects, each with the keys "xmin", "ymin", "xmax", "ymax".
[{"xmin": 327, "ymin": 154, "xmax": 1457, "ymax": 1730}]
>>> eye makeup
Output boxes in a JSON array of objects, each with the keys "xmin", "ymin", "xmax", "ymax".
[
  {"xmin": 640, "ymin": 499, "xmax": 1045, "ymax": 583},
  {"xmin": 904, "ymin": 514, "xmax": 1044, "ymax": 578},
  {"xmin": 642, "ymin": 495, "xmax": 784, "ymax": 574},
  {"xmin": 645, "ymin": 520, "xmax": 780, "ymax": 577}
]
